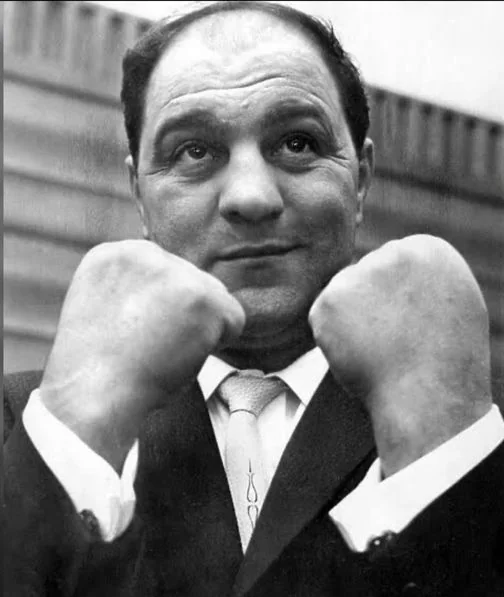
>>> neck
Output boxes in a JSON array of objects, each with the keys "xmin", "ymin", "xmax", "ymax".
[{"xmin": 216, "ymin": 320, "xmax": 315, "ymax": 373}]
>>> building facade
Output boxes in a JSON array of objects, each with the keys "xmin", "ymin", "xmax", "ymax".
[{"xmin": 4, "ymin": 1, "xmax": 504, "ymax": 406}]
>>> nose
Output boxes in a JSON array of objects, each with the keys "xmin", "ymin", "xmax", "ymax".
[{"xmin": 218, "ymin": 144, "xmax": 284, "ymax": 223}]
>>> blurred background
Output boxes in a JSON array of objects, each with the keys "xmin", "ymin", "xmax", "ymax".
[{"xmin": 4, "ymin": 1, "xmax": 504, "ymax": 407}]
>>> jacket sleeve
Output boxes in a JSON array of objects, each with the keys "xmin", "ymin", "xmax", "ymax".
[
  {"xmin": 342, "ymin": 436, "xmax": 504, "ymax": 597},
  {"xmin": 3, "ymin": 372, "xmax": 144, "ymax": 597}
]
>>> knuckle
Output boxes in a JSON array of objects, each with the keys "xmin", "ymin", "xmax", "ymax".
[
  {"xmin": 376, "ymin": 238, "xmax": 417, "ymax": 273},
  {"xmin": 398, "ymin": 234, "xmax": 449, "ymax": 262},
  {"xmin": 309, "ymin": 293, "xmax": 329, "ymax": 334},
  {"xmin": 79, "ymin": 243, "xmax": 116, "ymax": 276},
  {"xmin": 84, "ymin": 242, "xmax": 113, "ymax": 264},
  {"xmin": 185, "ymin": 281, "xmax": 211, "ymax": 313},
  {"xmin": 80, "ymin": 241, "xmax": 159, "ymax": 285},
  {"xmin": 308, "ymin": 305, "xmax": 320, "ymax": 336},
  {"xmin": 206, "ymin": 273, "xmax": 228, "ymax": 296},
  {"xmin": 234, "ymin": 306, "xmax": 246, "ymax": 332}
]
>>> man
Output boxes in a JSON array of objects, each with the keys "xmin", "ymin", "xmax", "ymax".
[{"xmin": 4, "ymin": 2, "xmax": 504, "ymax": 596}]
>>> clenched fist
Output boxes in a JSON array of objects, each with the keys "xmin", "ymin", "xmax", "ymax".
[
  {"xmin": 40, "ymin": 240, "xmax": 245, "ymax": 472},
  {"xmin": 309, "ymin": 235, "xmax": 493, "ymax": 477}
]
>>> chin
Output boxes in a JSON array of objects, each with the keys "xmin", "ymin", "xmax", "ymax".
[{"xmin": 232, "ymin": 286, "xmax": 310, "ymax": 337}]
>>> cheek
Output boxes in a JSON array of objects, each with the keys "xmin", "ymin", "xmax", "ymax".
[
  {"xmin": 288, "ymin": 172, "xmax": 359, "ymax": 286},
  {"xmin": 140, "ymin": 178, "xmax": 217, "ymax": 263},
  {"xmin": 287, "ymin": 169, "xmax": 359, "ymax": 247}
]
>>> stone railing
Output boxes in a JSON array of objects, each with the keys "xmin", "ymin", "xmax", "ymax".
[
  {"xmin": 5, "ymin": 1, "xmax": 503, "ymax": 200},
  {"xmin": 368, "ymin": 88, "xmax": 503, "ymax": 203},
  {"xmin": 4, "ymin": 0, "xmax": 151, "ymax": 104}
]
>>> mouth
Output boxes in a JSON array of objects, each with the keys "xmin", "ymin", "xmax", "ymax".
[{"xmin": 218, "ymin": 242, "xmax": 300, "ymax": 260}]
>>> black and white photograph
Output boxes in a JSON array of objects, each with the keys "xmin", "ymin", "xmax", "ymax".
[{"xmin": 4, "ymin": 1, "xmax": 504, "ymax": 595}]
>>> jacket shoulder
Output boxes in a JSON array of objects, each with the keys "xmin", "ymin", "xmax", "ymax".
[{"xmin": 4, "ymin": 370, "xmax": 43, "ymax": 441}]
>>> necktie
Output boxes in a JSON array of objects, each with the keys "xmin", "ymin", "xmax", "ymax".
[{"xmin": 218, "ymin": 370, "xmax": 285, "ymax": 551}]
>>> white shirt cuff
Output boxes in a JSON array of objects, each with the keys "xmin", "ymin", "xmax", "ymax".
[
  {"xmin": 23, "ymin": 389, "xmax": 138, "ymax": 542},
  {"xmin": 330, "ymin": 405, "xmax": 504, "ymax": 552}
]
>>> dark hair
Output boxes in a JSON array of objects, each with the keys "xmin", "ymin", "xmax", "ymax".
[{"xmin": 121, "ymin": 1, "xmax": 370, "ymax": 167}]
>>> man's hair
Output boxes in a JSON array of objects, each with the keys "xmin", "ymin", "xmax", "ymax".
[{"xmin": 121, "ymin": 0, "xmax": 370, "ymax": 168}]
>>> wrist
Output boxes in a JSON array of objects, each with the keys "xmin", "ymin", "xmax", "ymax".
[
  {"xmin": 39, "ymin": 367, "xmax": 147, "ymax": 474},
  {"xmin": 367, "ymin": 375, "xmax": 492, "ymax": 478}
]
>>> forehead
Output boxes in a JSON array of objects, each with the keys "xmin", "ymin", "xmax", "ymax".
[{"xmin": 143, "ymin": 10, "xmax": 345, "ymax": 131}]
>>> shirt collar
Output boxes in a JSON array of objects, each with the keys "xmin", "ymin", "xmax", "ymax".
[{"xmin": 197, "ymin": 347, "xmax": 328, "ymax": 407}]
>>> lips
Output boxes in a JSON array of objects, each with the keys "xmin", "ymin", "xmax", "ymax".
[{"xmin": 218, "ymin": 242, "xmax": 300, "ymax": 260}]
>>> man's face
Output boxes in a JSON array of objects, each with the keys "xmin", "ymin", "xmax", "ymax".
[{"xmin": 131, "ymin": 10, "xmax": 373, "ymax": 344}]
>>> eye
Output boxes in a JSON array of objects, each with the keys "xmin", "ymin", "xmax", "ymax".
[
  {"xmin": 270, "ymin": 133, "xmax": 319, "ymax": 169},
  {"xmin": 171, "ymin": 140, "xmax": 225, "ymax": 178},
  {"xmin": 274, "ymin": 133, "xmax": 318, "ymax": 158},
  {"xmin": 178, "ymin": 142, "xmax": 210, "ymax": 161},
  {"xmin": 283, "ymin": 134, "xmax": 314, "ymax": 154}
]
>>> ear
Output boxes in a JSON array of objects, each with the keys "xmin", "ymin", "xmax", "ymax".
[
  {"xmin": 355, "ymin": 138, "xmax": 374, "ymax": 226},
  {"xmin": 126, "ymin": 155, "xmax": 150, "ymax": 240}
]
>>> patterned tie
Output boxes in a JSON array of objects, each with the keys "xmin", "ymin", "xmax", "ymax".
[{"xmin": 218, "ymin": 370, "xmax": 285, "ymax": 552}]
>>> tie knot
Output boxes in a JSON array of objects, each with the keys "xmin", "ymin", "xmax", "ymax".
[{"xmin": 218, "ymin": 370, "xmax": 285, "ymax": 416}]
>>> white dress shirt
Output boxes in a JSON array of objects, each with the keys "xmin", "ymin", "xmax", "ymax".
[{"xmin": 23, "ymin": 347, "xmax": 504, "ymax": 549}]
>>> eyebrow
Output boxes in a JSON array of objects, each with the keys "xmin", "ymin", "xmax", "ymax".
[
  {"xmin": 152, "ymin": 110, "xmax": 228, "ymax": 152},
  {"xmin": 152, "ymin": 99, "xmax": 335, "ymax": 151},
  {"xmin": 259, "ymin": 100, "xmax": 335, "ymax": 134}
]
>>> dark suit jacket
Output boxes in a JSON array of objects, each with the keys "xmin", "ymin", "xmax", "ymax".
[{"xmin": 4, "ymin": 370, "xmax": 504, "ymax": 597}]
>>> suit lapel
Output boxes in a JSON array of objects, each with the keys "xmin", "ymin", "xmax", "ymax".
[
  {"xmin": 135, "ymin": 382, "xmax": 243, "ymax": 590},
  {"xmin": 233, "ymin": 372, "xmax": 375, "ymax": 597}
]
